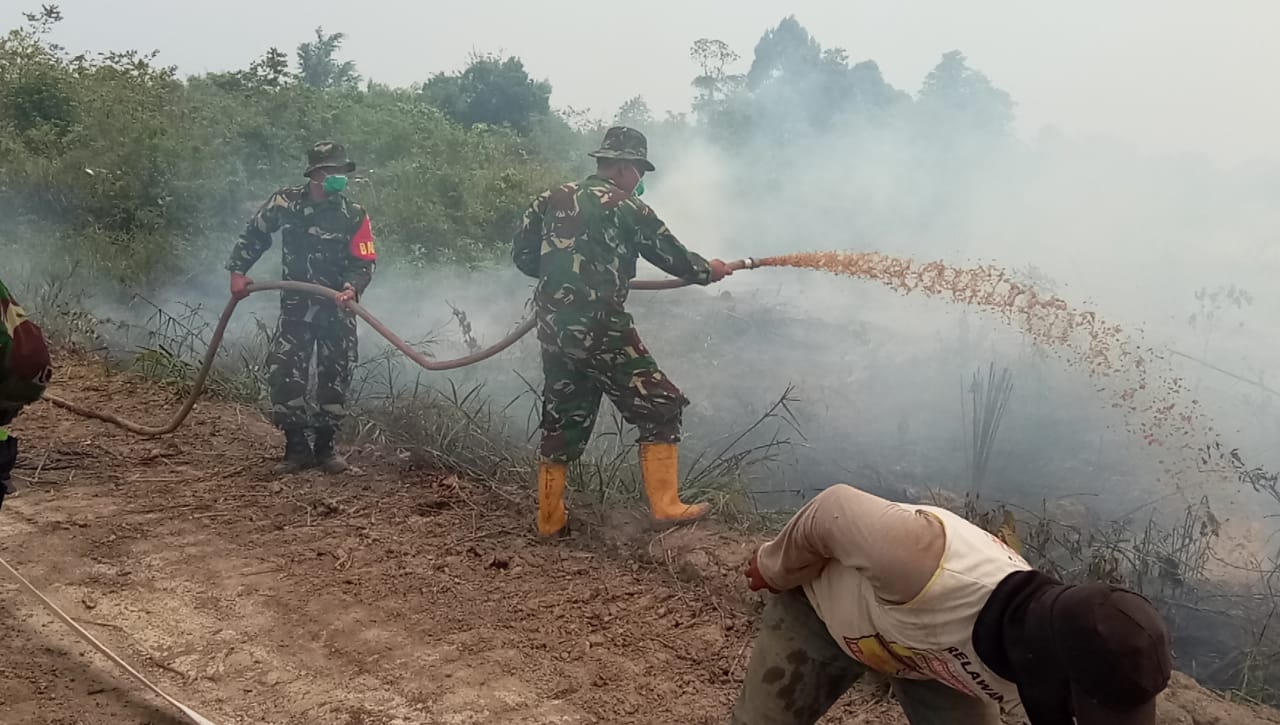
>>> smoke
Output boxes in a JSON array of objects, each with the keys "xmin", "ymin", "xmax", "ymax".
[
  {"xmin": 622, "ymin": 99, "xmax": 1280, "ymax": 523},
  {"xmin": 44, "ymin": 114, "xmax": 1280, "ymax": 532},
  {"xmin": 17, "ymin": 43, "xmax": 1279, "ymax": 539}
]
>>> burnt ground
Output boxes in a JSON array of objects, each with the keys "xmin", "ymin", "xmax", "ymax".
[{"xmin": 1, "ymin": 358, "xmax": 1277, "ymax": 725}]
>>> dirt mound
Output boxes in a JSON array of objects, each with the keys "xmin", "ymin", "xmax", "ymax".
[{"xmin": 0, "ymin": 359, "xmax": 1275, "ymax": 724}]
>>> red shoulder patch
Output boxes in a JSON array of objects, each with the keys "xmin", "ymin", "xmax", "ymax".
[{"xmin": 350, "ymin": 216, "xmax": 377, "ymax": 261}]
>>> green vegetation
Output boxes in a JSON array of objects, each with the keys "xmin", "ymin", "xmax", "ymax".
[
  {"xmin": 0, "ymin": 7, "xmax": 590, "ymax": 285},
  {"xmin": 0, "ymin": 7, "xmax": 1015, "ymax": 290}
]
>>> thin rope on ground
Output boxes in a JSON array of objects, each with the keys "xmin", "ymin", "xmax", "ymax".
[{"xmin": 0, "ymin": 553, "xmax": 221, "ymax": 725}]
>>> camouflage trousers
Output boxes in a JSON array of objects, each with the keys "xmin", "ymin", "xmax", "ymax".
[
  {"xmin": 731, "ymin": 589, "xmax": 999, "ymax": 725},
  {"xmin": 266, "ymin": 294, "xmax": 358, "ymax": 431},
  {"xmin": 537, "ymin": 312, "xmax": 688, "ymax": 463}
]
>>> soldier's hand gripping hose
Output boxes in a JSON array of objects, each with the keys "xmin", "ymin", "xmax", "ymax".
[
  {"xmin": 229, "ymin": 272, "xmax": 253, "ymax": 301},
  {"xmin": 709, "ymin": 258, "xmax": 736, "ymax": 282}
]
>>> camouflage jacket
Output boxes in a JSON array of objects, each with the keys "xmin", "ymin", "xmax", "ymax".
[
  {"xmin": 0, "ymin": 279, "xmax": 52, "ymax": 424},
  {"xmin": 512, "ymin": 175, "xmax": 712, "ymax": 326},
  {"xmin": 226, "ymin": 186, "xmax": 377, "ymax": 304}
]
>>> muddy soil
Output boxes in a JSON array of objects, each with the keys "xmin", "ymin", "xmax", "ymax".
[{"xmin": 1, "ymin": 359, "xmax": 1275, "ymax": 725}]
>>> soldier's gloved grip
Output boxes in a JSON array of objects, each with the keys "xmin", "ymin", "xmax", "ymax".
[{"xmin": 0, "ymin": 434, "xmax": 16, "ymax": 511}]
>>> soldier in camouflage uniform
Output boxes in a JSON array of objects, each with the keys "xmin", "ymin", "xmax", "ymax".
[
  {"xmin": 226, "ymin": 142, "xmax": 377, "ymax": 475},
  {"xmin": 0, "ymin": 278, "xmax": 53, "ymax": 510},
  {"xmin": 512, "ymin": 126, "xmax": 733, "ymax": 536}
]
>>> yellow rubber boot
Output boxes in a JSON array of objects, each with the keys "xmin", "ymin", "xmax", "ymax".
[
  {"xmin": 639, "ymin": 442, "xmax": 709, "ymax": 524},
  {"xmin": 537, "ymin": 460, "xmax": 569, "ymax": 537}
]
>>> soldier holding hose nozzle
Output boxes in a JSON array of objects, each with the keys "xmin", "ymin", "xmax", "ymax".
[
  {"xmin": 226, "ymin": 141, "xmax": 377, "ymax": 476},
  {"xmin": 0, "ymin": 279, "xmax": 53, "ymax": 510},
  {"xmin": 512, "ymin": 126, "xmax": 734, "ymax": 537}
]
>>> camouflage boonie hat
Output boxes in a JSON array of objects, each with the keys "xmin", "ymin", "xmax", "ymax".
[
  {"xmin": 587, "ymin": 126, "xmax": 655, "ymax": 172},
  {"xmin": 303, "ymin": 141, "xmax": 356, "ymax": 177}
]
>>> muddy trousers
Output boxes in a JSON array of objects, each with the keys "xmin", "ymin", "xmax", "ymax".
[{"xmin": 730, "ymin": 589, "xmax": 999, "ymax": 725}]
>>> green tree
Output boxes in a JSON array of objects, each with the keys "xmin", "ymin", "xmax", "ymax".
[
  {"xmin": 0, "ymin": 7, "xmax": 581, "ymax": 285},
  {"xmin": 206, "ymin": 46, "xmax": 292, "ymax": 93},
  {"xmin": 296, "ymin": 27, "xmax": 359, "ymax": 90},
  {"xmin": 249, "ymin": 47, "xmax": 292, "ymax": 89},
  {"xmin": 0, "ymin": 5, "xmax": 75, "ymax": 143},
  {"xmin": 917, "ymin": 50, "xmax": 1014, "ymax": 136},
  {"xmin": 744, "ymin": 16, "xmax": 820, "ymax": 90},
  {"xmin": 690, "ymin": 38, "xmax": 743, "ymax": 121},
  {"xmin": 615, "ymin": 95, "xmax": 652, "ymax": 128},
  {"xmin": 421, "ymin": 53, "xmax": 551, "ymax": 134}
]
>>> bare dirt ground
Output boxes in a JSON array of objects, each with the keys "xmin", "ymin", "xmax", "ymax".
[{"xmin": 1, "ymin": 359, "xmax": 1277, "ymax": 725}]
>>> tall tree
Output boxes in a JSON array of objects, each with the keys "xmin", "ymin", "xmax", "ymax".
[
  {"xmin": 745, "ymin": 16, "xmax": 821, "ymax": 90},
  {"xmin": 296, "ymin": 27, "xmax": 359, "ymax": 90},
  {"xmin": 690, "ymin": 38, "xmax": 744, "ymax": 118},
  {"xmin": 615, "ymin": 95, "xmax": 652, "ymax": 128},
  {"xmin": 421, "ymin": 53, "xmax": 551, "ymax": 133},
  {"xmin": 917, "ymin": 50, "xmax": 1014, "ymax": 136},
  {"xmin": 249, "ymin": 47, "xmax": 292, "ymax": 89}
]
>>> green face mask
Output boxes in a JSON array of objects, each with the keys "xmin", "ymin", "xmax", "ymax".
[
  {"xmin": 323, "ymin": 174, "xmax": 348, "ymax": 194},
  {"xmin": 634, "ymin": 179, "xmax": 645, "ymax": 197}
]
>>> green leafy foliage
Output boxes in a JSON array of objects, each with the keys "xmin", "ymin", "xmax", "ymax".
[
  {"xmin": 917, "ymin": 49, "xmax": 1015, "ymax": 138},
  {"xmin": 0, "ymin": 9, "xmax": 582, "ymax": 288},
  {"xmin": 296, "ymin": 27, "xmax": 359, "ymax": 90},
  {"xmin": 420, "ymin": 53, "xmax": 552, "ymax": 134},
  {"xmin": 0, "ymin": 8, "xmax": 1018, "ymax": 291}
]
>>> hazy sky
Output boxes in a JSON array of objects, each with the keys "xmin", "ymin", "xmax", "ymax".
[{"xmin": 28, "ymin": 0, "xmax": 1279, "ymax": 165}]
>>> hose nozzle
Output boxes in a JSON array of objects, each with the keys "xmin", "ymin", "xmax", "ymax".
[{"xmin": 730, "ymin": 257, "xmax": 758, "ymax": 271}]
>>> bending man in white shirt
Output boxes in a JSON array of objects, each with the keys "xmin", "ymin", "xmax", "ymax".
[{"xmin": 733, "ymin": 483, "xmax": 1172, "ymax": 725}]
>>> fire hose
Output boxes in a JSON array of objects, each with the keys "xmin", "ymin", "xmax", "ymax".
[
  {"xmin": 5, "ymin": 256, "xmax": 764, "ymax": 725},
  {"xmin": 42, "ymin": 256, "xmax": 763, "ymax": 435}
]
